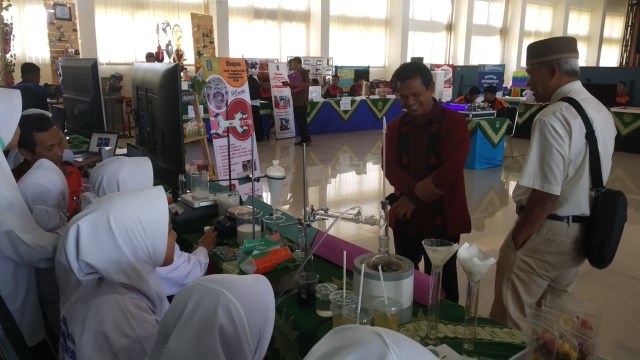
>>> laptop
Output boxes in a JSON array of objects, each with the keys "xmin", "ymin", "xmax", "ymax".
[{"xmin": 73, "ymin": 132, "xmax": 119, "ymax": 160}]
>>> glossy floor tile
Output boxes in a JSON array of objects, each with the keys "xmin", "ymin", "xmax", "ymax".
[{"xmin": 189, "ymin": 130, "xmax": 640, "ymax": 359}]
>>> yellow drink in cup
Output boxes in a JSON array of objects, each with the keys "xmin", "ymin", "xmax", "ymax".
[
  {"xmin": 329, "ymin": 290, "xmax": 356, "ymax": 328},
  {"xmin": 372, "ymin": 296, "xmax": 402, "ymax": 331}
]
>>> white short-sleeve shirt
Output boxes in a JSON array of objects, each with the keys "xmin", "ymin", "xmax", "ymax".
[{"xmin": 512, "ymin": 81, "xmax": 617, "ymax": 216}]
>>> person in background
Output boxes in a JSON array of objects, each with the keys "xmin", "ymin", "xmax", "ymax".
[
  {"xmin": 260, "ymin": 78, "xmax": 272, "ymax": 102},
  {"xmin": 615, "ymin": 81, "xmax": 630, "ymax": 106},
  {"xmin": 246, "ymin": 61, "xmax": 266, "ymax": 141},
  {"xmin": 482, "ymin": 85, "xmax": 509, "ymax": 117},
  {"xmin": 12, "ymin": 113, "xmax": 82, "ymax": 218},
  {"xmin": 18, "ymin": 158, "xmax": 69, "ymax": 353},
  {"xmin": 283, "ymin": 56, "xmax": 311, "ymax": 146},
  {"xmin": 148, "ymin": 274, "xmax": 275, "ymax": 360},
  {"xmin": 145, "ymin": 52, "xmax": 156, "ymax": 63},
  {"xmin": 323, "ymin": 75, "xmax": 344, "ymax": 99},
  {"xmin": 0, "ymin": 88, "xmax": 59, "ymax": 359},
  {"xmin": 349, "ymin": 77, "xmax": 364, "ymax": 97},
  {"xmin": 310, "ymin": 78, "xmax": 320, "ymax": 86},
  {"xmin": 12, "ymin": 62, "xmax": 48, "ymax": 112},
  {"xmin": 453, "ymin": 86, "xmax": 481, "ymax": 104},
  {"xmin": 59, "ymin": 186, "xmax": 174, "ymax": 359},
  {"xmin": 304, "ymin": 325, "xmax": 437, "ymax": 360},
  {"xmin": 385, "ymin": 62, "xmax": 471, "ymax": 303},
  {"xmin": 490, "ymin": 36, "xmax": 617, "ymax": 331}
]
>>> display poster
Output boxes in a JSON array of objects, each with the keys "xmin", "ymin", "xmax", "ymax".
[
  {"xmin": 201, "ymin": 57, "xmax": 263, "ymax": 200},
  {"xmin": 431, "ymin": 64, "xmax": 454, "ymax": 102},
  {"xmin": 511, "ymin": 71, "xmax": 529, "ymax": 89},
  {"xmin": 335, "ymin": 65, "xmax": 370, "ymax": 91},
  {"xmin": 268, "ymin": 62, "xmax": 296, "ymax": 140},
  {"xmin": 477, "ymin": 64, "xmax": 506, "ymax": 96}
]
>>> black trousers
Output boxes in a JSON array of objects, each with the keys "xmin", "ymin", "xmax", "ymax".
[
  {"xmin": 293, "ymin": 105, "xmax": 311, "ymax": 142},
  {"xmin": 251, "ymin": 105, "xmax": 265, "ymax": 140},
  {"xmin": 392, "ymin": 222, "xmax": 460, "ymax": 303}
]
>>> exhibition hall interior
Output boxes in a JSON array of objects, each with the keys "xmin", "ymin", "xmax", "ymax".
[{"xmin": 2, "ymin": 0, "xmax": 640, "ymax": 359}]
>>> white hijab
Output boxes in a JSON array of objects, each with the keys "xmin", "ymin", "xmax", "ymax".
[
  {"xmin": 0, "ymin": 88, "xmax": 57, "ymax": 268},
  {"xmin": 61, "ymin": 186, "xmax": 170, "ymax": 316},
  {"xmin": 81, "ymin": 156, "xmax": 153, "ymax": 209},
  {"xmin": 148, "ymin": 274, "xmax": 275, "ymax": 360},
  {"xmin": 18, "ymin": 158, "xmax": 68, "ymax": 232},
  {"xmin": 304, "ymin": 325, "xmax": 437, "ymax": 360}
]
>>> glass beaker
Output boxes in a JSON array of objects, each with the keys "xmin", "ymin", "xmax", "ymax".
[
  {"xmin": 261, "ymin": 213, "xmax": 285, "ymax": 245},
  {"xmin": 235, "ymin": 208, "xmax": 262, "ymax": 246},
  {"xmin": 190, "ymin": 171, "xmax": 209, "ymax": 199}
]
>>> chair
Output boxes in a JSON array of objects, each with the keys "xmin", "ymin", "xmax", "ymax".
[{"xmin": 504, "ymin": 106, "xmax": 519, "ymax": 158}]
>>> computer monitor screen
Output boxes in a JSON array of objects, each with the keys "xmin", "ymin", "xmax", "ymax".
[
  {"xmin": 131, "ymin": 63, "xmax": 184, "ymax": 194},
  {"xmin": 582, "ymin": 83, "xmax": 617, "ymax": 108},
  {"xmin": 61, "ymin": 58, "xmax": 106, "ymax": 137}
]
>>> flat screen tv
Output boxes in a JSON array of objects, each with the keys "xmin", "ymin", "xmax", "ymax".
[
  {"xmin": 132, "ymin": 63, "xmax": 184, "ymax": 194},
  {"xmin": 61, "ymin": 58, "xmax": 106, "ymax": 137}
]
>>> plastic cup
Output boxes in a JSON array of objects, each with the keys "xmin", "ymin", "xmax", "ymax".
[
  {"xmin": 329, "ymin": 290, "xmax": 357, "ymax": 328},
  {"xmin": 342, "ymin": 304, "xmax": 374, "ymax": 326},
  {"xmin": 372, "ymin": 297, "xmax": 402, "ymax": 331},
  {"xmin": 315, "ymin": 283, "xmax": 338, "ymax": 317},
  {"xmin": 297, "ymin": 272, "xmax": 319, "ymax": 307}
]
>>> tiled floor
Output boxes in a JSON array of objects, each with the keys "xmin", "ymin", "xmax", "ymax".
[{"xmin": 189, "ymin": 130, "xmax": 640, "ymax": 359}]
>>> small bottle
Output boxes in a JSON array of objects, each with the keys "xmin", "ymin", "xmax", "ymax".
[{"xmin": 178, "ymin": 174, "xmax": 187, "ymax": 195}]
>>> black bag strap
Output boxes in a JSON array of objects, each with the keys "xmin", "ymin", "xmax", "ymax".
[{"xmin": 558, "ymin": 97, "xmax": 605, "ymax": 191}]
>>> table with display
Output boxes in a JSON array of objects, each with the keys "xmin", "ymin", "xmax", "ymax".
[
  {"xmin": 463, "ymin": 115, "xmax": 510, "ymax": 170},
  {"xmin": 175, "ymin": 184, "xmax": 526, "ymax": 359},
  {"xmin": 305, "ymin": 97, "xmax": 404, "ymax": 135}
]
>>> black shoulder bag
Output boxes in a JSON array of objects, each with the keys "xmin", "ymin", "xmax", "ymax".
[{"xmin": 559, "ymin": 97, "xmax": 627, "ymax": 269}]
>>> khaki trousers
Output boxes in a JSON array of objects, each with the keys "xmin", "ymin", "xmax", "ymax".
[{"xmin": 490, "ymin": 218, "xmax": 586, "ymax": 331}]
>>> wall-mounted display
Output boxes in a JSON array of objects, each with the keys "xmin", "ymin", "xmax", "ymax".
[{"xmin": 53, "ymin": 3, "xmax": 72, "ymax": 21}]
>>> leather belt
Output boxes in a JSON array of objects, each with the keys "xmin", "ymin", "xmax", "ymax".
[{"xmin": 515, "ymin": 205, "xmax": 589, "ymax": 224}]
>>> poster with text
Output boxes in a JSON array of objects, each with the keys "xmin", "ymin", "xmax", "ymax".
[
  {"xmin": 268, "ymin": 62, "xmax": 296, "ymax": 140},
  {"xmin": 202, "ymin": 57, "xmax": 263, "ymax": 200},
  {"xmin": 477, "ymin": 64, "xmax": 506, "ymax": 96},
  {"xmin": 431, "ymin": 64, "xmax": 454, "ymax": 102}
]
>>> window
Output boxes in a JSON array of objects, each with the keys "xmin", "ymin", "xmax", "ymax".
[
  {"xmin": 407, "ymin": 0, "xmax": 452, "ymax": 64},
  {"xmin": 469, "ymin": 0, "xmax": 505, "ymax": 64},
  {"xmin": 600, "ymin": 13, "xmax": 625, "ymax": 66},
  {"xmin": 6, "ymin": 0, "xmax": 51, "ymax": 81},
  {"xmin": 329, "ymin": 0, "xmax": 389, "ymax": 67},
  {"xmin": 229, "ymin": 0, "xmax": 309, "ymax": 61},
  {"xmin": 567, "ymin": 8, "xmax": 590, "ymax": 66},
  {"xmin": 521, "ymin": 2, "xmax": 553, "ymax": 67},
  {"xmin": 95, "ymin": 0, "xmax": 205, "ymax": 64}
]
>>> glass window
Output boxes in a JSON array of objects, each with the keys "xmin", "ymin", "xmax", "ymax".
[
  {"xmin": 600, "ymin": 13, "xmax": 625, "ymax": 66},
  {"xmin": 521, "ymin": 2, "xmax": 553, "ymax": 67},
  {"xmin": 567, "ymin": 8, "xmax": 590, "ymax": 66}
]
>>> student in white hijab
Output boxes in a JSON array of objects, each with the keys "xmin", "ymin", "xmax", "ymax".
[
  {"xmin": 0, "ymin": 88, "xmax": 58, "ymax": 353},
  {"xmin": 59, "ymin": 186, "xmax": 174, "ymax": 359},
  {"xmin": 304, "ymin": 325, "xmax": 437, "ymax": 360},
  {"xmin": 148, "ymin": 274, "xmax": 275, "ymax": 360},
  {"xmin": 78, "ymin": 156, "xmax": 214, "ymax": 296},
  {"xmin": 18, "ymin": 158, "xmax": 68, "ymax": 344}
]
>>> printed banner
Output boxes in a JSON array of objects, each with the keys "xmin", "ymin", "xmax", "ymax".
[
  {"xmin": 268, "ymin": 62, "xmax": 296, "ymax": 140},
  {"xmin": 477, "ymin": 64, "xmax": 506, "ymax": 96},
  {"xmin": 201, "ymin": 57, "xmax": 263, "ymax": 200},
  {"xmin": 431, "ymin": 64, "xmax": 454, "ymax": 102}
]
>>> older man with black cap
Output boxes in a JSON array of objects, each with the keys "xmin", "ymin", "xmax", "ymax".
[{"xmin": 490, "ymin": 37, "xmax": 617, "ymax": 331}]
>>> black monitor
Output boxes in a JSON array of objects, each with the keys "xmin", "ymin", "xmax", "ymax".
[
  {"xmin": 131, "ymin": 63, "xmax": 184, "ymax": 194},
  {"xmin": 582, "ymin": 83, "xmax": 617, "ymax": 108},
  {"xmin": 60, "ymin": 58, "xmax": 106, "ymax": 137}
]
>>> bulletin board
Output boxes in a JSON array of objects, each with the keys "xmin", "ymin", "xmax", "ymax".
[
  {"xmin": 44, "ymin": 0, "xmax": 80, "ymax": 84},
  {"xmin": 190, "ymin": 12, "xmax": 216, "ymax": 73}
]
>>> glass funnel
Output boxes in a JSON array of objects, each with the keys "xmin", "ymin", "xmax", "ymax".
[
  {"xmin": 457, "ymin": 243, "xmax": 496, "ymax": 352},
  {"xmin": 422, "ymin": 238, "xmax": 459, "ymax": 345}
]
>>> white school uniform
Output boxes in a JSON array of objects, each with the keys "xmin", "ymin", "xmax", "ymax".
[
  {"xmin": 304, "ymin": 325, "xmax": 437, "ymax": 360},
  {"xmin": 148, "ymin": 274, "xmax": 275, "ymax": 360},
  {"xmin": 18, "ymin": 158, "xmax": 69, "ymax": 339},
  {"xmin": 81, "ymin": 155, "xmax": 209, "ymax": 296},
  {"xmin": 59, "ymin": 186, "xmax": 170, "ymax": 359},
  {"xmin": 0, "ymin": 88, "xmax": 58, "ymax": 346}
]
